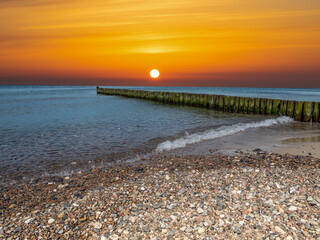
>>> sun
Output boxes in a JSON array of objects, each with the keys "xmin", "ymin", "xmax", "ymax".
[{"xmin": 150, "ymin": 69, "xmax": 160, "ymax": 78}]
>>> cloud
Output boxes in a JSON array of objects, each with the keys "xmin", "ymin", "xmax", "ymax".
[{"xmin": 0, "ymin": 0, "xmax": 68, "ymax": 7}]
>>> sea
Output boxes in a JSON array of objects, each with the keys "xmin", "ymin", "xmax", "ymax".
[{"xmin": 1, "ymin": 85, "xmax": 320, "ymax": 182}]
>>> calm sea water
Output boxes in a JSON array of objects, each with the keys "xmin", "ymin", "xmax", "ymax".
[{"xmin": 0, "ymin": 85, "xmax": 319, "ymax": 181}]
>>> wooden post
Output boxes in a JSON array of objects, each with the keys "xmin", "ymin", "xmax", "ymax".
[
  {"xmin": 302, "ymin": 102, "xmax": 313, "ymax": 122},
  {"xmin": 279, "ymin": 100, "xmax": 287, "ymax": 116},
  {"xmin": 254, "ymin": 98, "xmax": 260, "ymax": 114},
  {"xmin": 286, "ymin": 101, "xmax": 294, "ymax": 118},
  {"xmin": 294, "ymin": 101, "xmax": 303, "ymax": 121},
  {"xmin": 313, "ymin": 102, "xmax": 319, "ymax": 122},
  {"xmin": 272, "ymin": 99, "xmax": 281, "ymax": 115},
  {"xmin": 248, "ymin": 98, "xmax": 255, "ymax": 113},
  {"xmin": 265, "ymin": 99, "xmax": 272, "ymax": 115},
  {"xmin": 229, "ymin": 96, "xmax": 235, "ymax": 112}
]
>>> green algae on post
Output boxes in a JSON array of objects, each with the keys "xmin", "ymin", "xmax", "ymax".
[
  {"xmin": 286, "ymin": 101, "xmax": 294, "ymax": 118},
  {"xmin": 254, "ymin": 98, "xmax": 260, "ymax": 114},
  {"xmin": 179, "ymin": 93, "xmax": 184, "ymax": 104},
  {"xmin": 260, "ymin": 98, "xmax": 266, "ymax": 114},
  {"xmin": 248, "ymin": 98, "xmax": 255, "ymax": 113},
  {"xmin": 279, "ymin": 100, "xmax": 287, "ymax": 116},
  {"xmin": 229, "ymin": 96, "xmax": 235, "ymax": 112},
  {"xmin": 265, "ymin": 99, "xmax": 273, "ymax": 115},
  {"xmin": 213, "ymin": 95, "xmax": 219, "ymax": 109},
  {"xmin": 223, "ymin": 96, "xmax": 230, "ymax": 111},
  {"xmin": 294, "ymin": 101, "xmax": 303, "ymax": 121},
  {"xmin": 218, "ymin": 95, "xmax": 224, "ymax": 110},
  {"xmin": 184, "ymin": 93, "xmax": 191, "ymax": 105},
  {"xmin": 238, "ymin": 97, "xmax": 245, "ymax": 112},
  {"xmin": 272, "ymin": 99, "xmax": 281, "ymax": 115},
  {"xmin": 244, "ymin": 97, "xmax": 250, "ymax": 113},
  {"xmin": 302, "ymin": 102, "xmax": 313, "ymax": 122},
  {"xmin": 206, "ymin": 94, "xmax": 213, "ymax": 109},
  {"xmin": 234, "ymin": 97, "xmax": 240, "ymax": 113},
  {"xmin": 313, "ymin": 102, "xmax": 319, "ymax": 122}
]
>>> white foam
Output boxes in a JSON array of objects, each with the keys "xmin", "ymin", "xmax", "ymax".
[{"xmin": 156, "ymin": 116, "xmax": 293, "ymax": 152}]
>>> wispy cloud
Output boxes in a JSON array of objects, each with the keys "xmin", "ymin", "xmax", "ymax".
[{"xmin": 20, "ymin": 22, "xmax": 140, "ymax": 30}]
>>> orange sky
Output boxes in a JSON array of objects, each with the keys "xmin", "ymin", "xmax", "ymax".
[{"xmin": 0, "ymin": 0, "xmax": 320, "ymax": 86}]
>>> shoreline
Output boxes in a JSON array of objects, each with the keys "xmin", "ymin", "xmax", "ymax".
[{"xmin": 1, "ymin": 151, "xmax": 319, "ymax": 239}]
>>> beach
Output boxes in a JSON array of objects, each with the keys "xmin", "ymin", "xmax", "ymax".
[
  {"xmin": 0, "ymin": 86, "xmax": 320, "ymax": 239},
  {"xmin": 1, "ymin": 148, "xmax": 319, "ymax": 239}
]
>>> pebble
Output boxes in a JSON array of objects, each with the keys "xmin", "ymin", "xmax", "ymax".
[
  {"xmin": 288, "ymin": 206, "xmax": 298, "ymax": 211},
  {"xmin": 197, "ymin": 207, "xmax": 204, "ymax": 214},
  {"xmin": 24, "ymin": 218, "xmax": 34, "ymax": 224},
  {"xmin": 94, "ymin": 222, "xmax": 102, "ymax": 229},
  {"xmin": 275, "ymin": 226, "xmax": 286, "ymax": 235},
  {"xmin": 48, "ymin": 218, "xmax": 55, "ymax": 224},
  {"xmin": 1, "ymin": 152, "xmax": 319, "ymax": 239}
]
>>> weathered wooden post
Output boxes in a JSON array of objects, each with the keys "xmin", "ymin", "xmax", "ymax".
[
  {"xmin": 248, "ymin": 98, "xmax": 255, "ymax": 113},
  {"xmin": 254, "ymin": 98, "xmax": 260, "ymax": 114},
  {"xmin": 233, "ymin": 97, "xmax": 240, "ymax": 113},
  {"xmin": 260, "ymin": 98, "xmax": 266, "ymax": 114},
  {"xmin": 239, "ymin": 97, "xmax": 245, "ymax": 112},
  {"xmin": 279, "ymin": 100, "xmax": 287, "ymax": 116},
  {"xmin": 218, "ymin": 95, "xmax": 224, "ymax": 110},
  {"xmin": 313, "ymin": 102, "xmax": 319, "ymax": 122},
  {"xmin": 272, "ymin": 99, "xmax": 281, "ymax": 115},
  {"xmin": 294, "ymin": 101, "xmax": 303, "ymax": 121},
  {"xmin": 224, "ymin": 96, "xmax": 230, "ymax": 111},
  {"xmin": 229, "ymin": 96, "xmax": 235, "ymax": 112},
  {"xmin": 179, "ymin": 93, "xmax": 185, "ymax": 105},
  {"xmin": 208, "ymin": 95, "xmax": 214, "ymax": 109},
  {"xmin": 302, "ymin": 102, "xmax": 313, "ymax": 122},
  {"xmin": 286, "ymin": 101, "xmax": 294, "ymax": 118},
  {"xmin": 244, "ymin": 97, "xmax": 250, "ymax": 113},
  {"xmin": 213, "ymin": 95, "xmax": 219, "ymax": 109},
  {"xmin": 265, "ymin": 99, "xmax": 273, "ymax": 115},
  {"xmin": 184, "ymin": 93, "xmax": 191, "ymax": 105}
]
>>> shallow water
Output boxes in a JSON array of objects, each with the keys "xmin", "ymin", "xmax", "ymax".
[{"xmin": 0, "ymin": 85, "xmax": 319, "ymax": 180}]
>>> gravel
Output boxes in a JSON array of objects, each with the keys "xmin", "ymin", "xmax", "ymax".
[{"xmin": 0, "ymin": 151, "xmax": 319, "ymax": 239}]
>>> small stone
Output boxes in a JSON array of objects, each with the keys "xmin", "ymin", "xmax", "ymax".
[
  {"xmin": 48, "ymin": 218, "xmax": 55, "ymax": 224},
  {"xmin": 170, "ymin": 215, "xmax": 177, "ymax": 221},
  {"xmin": 110, "ymin": 235, "xmax": 119, "ymax": 240},
  {"xmin": 232, "ymin": 225, "xmax": 241, "ymax": 234},
  {"xmin": 94, "ymin": 222, "xmax": 102, "ymax": 229},
  {"xmin": 285, "ymin": 236, "xmax": 293, "ymax": 240},
  {"xmin": 278, "ymin": 207, "xmax": 284, "ymax": 213},
  {"xmin": 288, "ymin": 206, "xmax": 298, "ymax": 211},
  {"xmin": 275, "ymin": 226, "xmax": 286, "ymax": 235},
  {"xmin": 246, "ymin": 193, "xmax": 253, "ymax": 200},
  {"xmin": 180, "ymin": 226, "xmax": 186, "ymax": 231},
  {"xmin": 197, "ymin": 207, "xmax": 204, "ymax": 214},
  {"xmin": 25, "ymin": 218, "xmax": 34, "ymax": 224},
  {"xmin": 198, "ymin": 227, "xmax": 205, "ymax": 234}
]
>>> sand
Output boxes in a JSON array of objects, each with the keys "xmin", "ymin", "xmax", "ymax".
[{"xmin": 275, "ymin": 139, "xmax": 320, "ymax": 159}]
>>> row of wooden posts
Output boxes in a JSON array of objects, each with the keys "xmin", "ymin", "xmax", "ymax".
[{"xmin": 97, "ymin": 87, "xmax": 320, "ymax": 122}]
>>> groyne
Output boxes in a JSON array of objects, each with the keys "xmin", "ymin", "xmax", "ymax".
[{"xmin": 97, "ymin": 87, "xmax": 319, "ymax": 122}]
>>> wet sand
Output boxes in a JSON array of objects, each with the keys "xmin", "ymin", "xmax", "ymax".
[{"xmin": 275, "ymin": 138, "xmax": 320, "ymax": 159}]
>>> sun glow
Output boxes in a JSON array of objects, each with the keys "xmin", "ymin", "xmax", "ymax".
[{"xmin": 150, "ymin": 69, "xmax": 160, "ymax": 78}]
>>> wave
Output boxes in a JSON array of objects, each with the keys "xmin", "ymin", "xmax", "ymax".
[{"xmin": 156, "ymin": 116, "xmax": 293, "ymax": 152}]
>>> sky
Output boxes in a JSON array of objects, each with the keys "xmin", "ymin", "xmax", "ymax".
[{"xmin": 0, "ymin": 0, "xmax": 319, "ymax": 87}]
